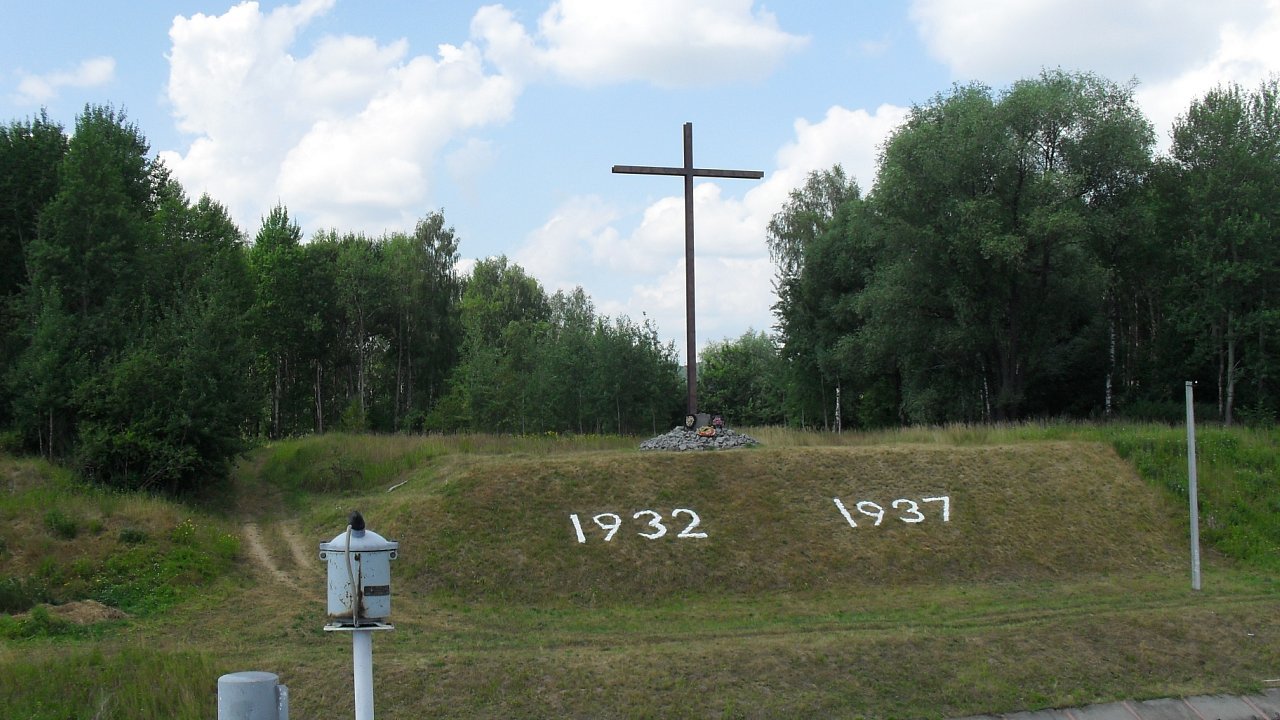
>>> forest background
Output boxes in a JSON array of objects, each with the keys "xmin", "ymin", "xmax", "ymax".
[{"xmin": 1, "ymin": 69, "xmax": 1278, "ymax": 493}]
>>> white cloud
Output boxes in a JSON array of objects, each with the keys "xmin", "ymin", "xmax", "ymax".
[
  {"xmin": 908, "ymin": 0, "xmax": 1267, "ymax": 85},
  {"xmin": 160, "ymin": 0, "xmax": 805, "ymax": 237},
  {"xmin": 276, "ymin": 43, "xmax": 519, "ymax": 232},
  {"xmin": 474, "ymin": 0, "xmax": 809, "ymax": 87},
  {"xmin": 470, "ymin": 5, "xmax": 542, "ymax": 83},
  {"xmin": 907, "ymin": 0, "xmax": 1280, "ymax": 150},
  {"xmin": 515, "ymin": 194, "xmax": 620, "ymax": 291},
  {"xmin": 616, "ymin": 195, "xmax": 686, "ymax": 272},
  {"xmin": 161, "ymin": 0, "xmax": 520, "ymax": 236},
  {"xmin": 1137, "ymin": 0, "xmax": 1280, "ymax": 149},
  {"xmin": 521, "ymin": 102, "xmax": 909, "ymax": 358},
  {"xmin": 755, "ymin": 104, "xmax": 910, "ymax": 212},
  {"xmin": 14, "ymin": 56, "xmax": 115, "ymax": 104}
]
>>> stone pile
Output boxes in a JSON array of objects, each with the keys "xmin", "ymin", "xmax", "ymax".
[{"xmin": 639, "ymin": 426, "xmax": 760, "ymax": 451}]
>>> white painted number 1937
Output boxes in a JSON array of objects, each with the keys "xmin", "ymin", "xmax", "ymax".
[
  {"xmin": 569, "ymin": 508, "xmax": 707, "ymax": 543},
  {"xmin": 832, "ymin": 495, "xmax": 950, "ymax": 527}
]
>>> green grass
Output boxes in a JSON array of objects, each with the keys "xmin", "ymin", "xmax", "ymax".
[
  {"xmin": 750, "ymin": 422, "xmax": 1280, "ymax": 572},
  {"xmin": 3, "ymin": 424, "xmax": 1280, "ymax": 718},
  {"xmin": 1105, "ymin": 425, "xmax": 1280, "ymax": 570},
  {"xmin": 0, "ymin": 645, "xmax": 223, "ymax": 719},
  {"xmin": 0, "ymin": 455, "xmax": 240, "ymax": 619},
  {"xmin": 246, "ymin": 432, "xmax": 639, "ymax": 505},
  {"xmin": 362, "ymin": 574, "xmax": 1277, "ymax": 718},
  {"xmin": 364, "ymin": 442, "xmax": 1181, "ymax": 605}
]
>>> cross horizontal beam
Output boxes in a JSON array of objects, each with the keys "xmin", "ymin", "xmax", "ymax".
[{"xmin": 612, "ymin": 165, "xmax": 764, "ymax": 180}]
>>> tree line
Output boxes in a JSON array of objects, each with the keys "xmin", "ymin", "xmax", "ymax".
[
  {"xmin": 761, "ymin": 70, "xmax": 1280, "ymax": 429},
  {"xmin": 0, "ymin": 105, "xmax": 683, "ymax": 491},
  {"xmin": 3, "ymin": 69, "xmax": 1276, "ymax": 488}
]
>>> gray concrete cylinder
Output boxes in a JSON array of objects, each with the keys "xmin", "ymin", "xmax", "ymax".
[{"xmin": 218, "ymin": 671, "xmax": 289, "ymax": 720}]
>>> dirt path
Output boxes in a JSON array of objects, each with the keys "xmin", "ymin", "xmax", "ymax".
[
  {"xmin": 241, "ymin": 521, "xmax": 295, "ymax": 589},
  {"xmin": 229, "ymin": 457, "xmax": 323, "ymax": 593},
  {"xmin": 240, "ymin": 521, "xmax": 321, "ymax": 592}
]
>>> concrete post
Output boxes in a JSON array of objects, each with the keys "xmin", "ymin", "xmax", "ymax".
[
  {"xmin": 218, "ymin": 671, "xmax": 289, "ymax": 720},
  {"xmin": 1185, "ymin": 381, "xmax": 1202, "ymax": 591}
]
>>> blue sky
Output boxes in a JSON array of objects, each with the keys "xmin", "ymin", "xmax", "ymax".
[{"xmin": 4, "ymin": 0, "xmax": 1278, "ymax": 361}]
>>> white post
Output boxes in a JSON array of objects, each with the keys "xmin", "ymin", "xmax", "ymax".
[
  {"xmin": 321, "ymin": 512, "xmax": 396, "ymax": 720},
  {"xmin": 1185, "ymin": 381, "xmax": 1202, "ymax": 591},
  {"xmin": 353, "ymin": 629, "xmax": 375, "ymax": 719},
  {"xmin": 218, "ymin": 671, "xmax": 288, "ymax": 720}
]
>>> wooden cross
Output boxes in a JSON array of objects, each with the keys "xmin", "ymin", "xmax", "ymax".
[{"xmin": 613, "ymin": 122, "xmax": 763, "ymax": 416}]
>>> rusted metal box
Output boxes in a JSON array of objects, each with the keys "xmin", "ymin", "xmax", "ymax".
[{"xmin": 319, "ymin": 521, "xmax": 398, "ymax": 625}]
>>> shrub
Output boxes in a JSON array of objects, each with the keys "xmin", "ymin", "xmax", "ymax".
[
  {"xmin": 0, "ymin": 604, "xmax": 79, "ymax": 639},
  {"xmin": 118, "ymin": 527, "xmax": 149, "ymax": 544},
  {"xmin": 170, "ymin": 518, "xmax": 197, "ymax": 546},
  {"xmin": 43, "ymin": 508, "xmax": 78, "ymax": 539},
  {"xmin": 0, "ymin": 429, "xmax": 22, "ymax": 454},
  {"xmin": 0, "ymin": 575, "xmax": 52, "ymax": 614},
  {"xmin": 212, "ymin": 531, "xmax": 240, "ymax": 561}
]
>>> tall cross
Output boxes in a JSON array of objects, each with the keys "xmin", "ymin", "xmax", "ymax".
[{"xmin": 613, "ymin": 122, "xmax": 764, "ymax": 416}]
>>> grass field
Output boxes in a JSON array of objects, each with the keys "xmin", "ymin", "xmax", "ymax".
[{"xmin": 2, "ymin": 424, "xmax": 1279, "ymax": 718}]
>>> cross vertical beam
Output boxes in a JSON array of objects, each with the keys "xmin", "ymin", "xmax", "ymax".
[
  {"xmin": 681, "ymin": 123, "xmax": 696, "ymax": 418},
  {"xmin": 613, "ymin": 122, "xmax": 763, "ymax": 416}
]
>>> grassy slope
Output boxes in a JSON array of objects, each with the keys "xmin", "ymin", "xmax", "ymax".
[
  {"xmin": 381, "ymin": 443, "xmax": 1183, "ymax": 602},
  {"xmin": 0, "ymin": 455, "xmax": 241, "ymax": 719},
  {"xmin": 2, "ymin": 426, "xmax": 1279, "ymax": 719}
]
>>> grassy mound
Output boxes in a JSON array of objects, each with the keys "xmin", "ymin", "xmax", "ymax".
[
  {"xmin": 3, "ymin": 426, "xmax": 1278, "ymax": 719},
  {"xmin": 342, "ymin": 442, "xmax": 1185, "ymax": 604}
]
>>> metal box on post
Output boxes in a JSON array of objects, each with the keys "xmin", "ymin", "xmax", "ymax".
[{"xmin": 318, "ymin": 512, "xmax": 398, "ymax": 626}]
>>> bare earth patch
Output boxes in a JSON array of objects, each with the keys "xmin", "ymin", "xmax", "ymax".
[
  {"xmin": 284, "ymin": 523, "xmax": 316, "ymax": 571},
  {"xmin": 34, "ymin": 600, "xmax": 128, "ymax": 624}
]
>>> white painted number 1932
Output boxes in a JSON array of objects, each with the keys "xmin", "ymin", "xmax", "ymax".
[{"xmin": 569, "ymin": 508, "xmax": 707, "ymax": 543}]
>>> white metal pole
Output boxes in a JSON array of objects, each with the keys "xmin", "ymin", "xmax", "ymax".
[
  {"xmin": 1185, "ymin": 381, "xmax": 1202, "ymax": 591},
  {"xmin": 353, "ymin": 629, "xmax": 375, "ymax": 720}
]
